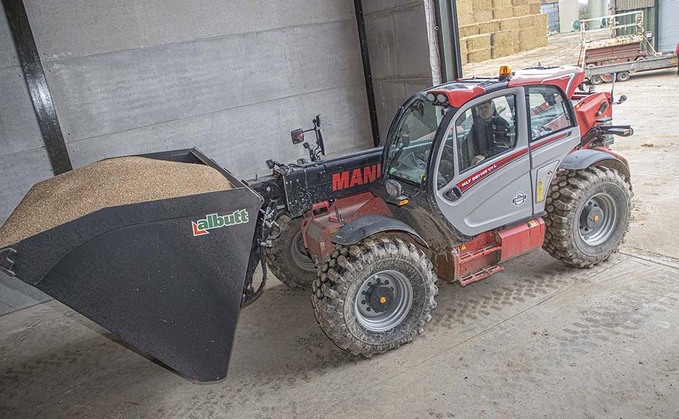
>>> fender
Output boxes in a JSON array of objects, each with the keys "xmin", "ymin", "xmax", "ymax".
[
  {"xmin": 332, "ymin": 215, "xmax": 428, "ymax": 248},
  {"xmin": 560, "ymin": 149, "xmax": 631, "ymax": 180}
]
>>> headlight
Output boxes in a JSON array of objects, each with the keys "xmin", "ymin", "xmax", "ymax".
[{"xmin": 385, "ymin": 179, "xmax": 403, "ymax": 198}]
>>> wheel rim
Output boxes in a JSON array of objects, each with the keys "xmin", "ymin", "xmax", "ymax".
[
  {"xmin": 617, "ymin": 72, "xmax": 630, "ymax": 82},
  {"xmin": 590, "ymin": 75, "xmax": 603, "ymax": 85},
  {"xmin": 354, "ymin": 270, "xmax": 413, "ymax": 332},
  {"xmin": 577, "ymin": 192, "xmax": 618, "ymax": 246},
  {"xmin": 290, "ymin": 230, "xmax": 315, "ymax": 271}
]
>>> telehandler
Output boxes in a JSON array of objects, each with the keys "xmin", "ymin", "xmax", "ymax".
[{"xmin": 0, "ymin": 66, "xmax": 633, "ymax": 382}]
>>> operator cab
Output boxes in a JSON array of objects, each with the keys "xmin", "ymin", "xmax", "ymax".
[
  {"xmin": 384, "ymin": 79, "xmax": 507, "ymax": 188},
  {"xmin": 381, "ymin": 66, "xmax": 582, "ymax": 239}
]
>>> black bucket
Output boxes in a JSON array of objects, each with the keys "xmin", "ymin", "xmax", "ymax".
[{"xmin": 0, "ymin": 149, "xmax": 263, "ymax": 382}]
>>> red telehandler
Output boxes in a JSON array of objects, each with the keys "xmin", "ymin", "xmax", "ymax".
[{"xmin": 0, "ymin": 66, "xmax": 633, "ymax": 381}]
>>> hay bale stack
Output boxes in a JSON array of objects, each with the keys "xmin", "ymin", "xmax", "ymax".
[
  {"xmin": 457, "ymin": 0, "xmax": 547, "ymax": 63},
  {"xmin": 519, "ymin": 26, "xmax": 548, "ymax": 49},
  {"xmin": 464, "ymin": 33, "xmax": 492, "ymax": 64},
  {"xmin": 472, "ymin": 0, "xmax": 494, "ymax": 22},
  {"xmin": 500, "ymin": 17, "xmax": 521, "ymax": 30},
  {"xmin": 493, "ymin": 8, "xmax": 514, "ymax": 19},
  {"xmin": 459, "ymin": 24, "xmax": 480, "ymax": 38},
  {"xmin": 468, "ymin": 49, "xmax": 492, "ymax": 63},
  {"xmin": 0, "ymin": 157, "xmax": 233, "ymax": 248},
  {"xmin": 492, "ymin": 0, "xmax": 513, "ymax": 7},
  {"xmin": 517, "ymin": 14, "xmax": 535, "ymax": 28},
  {"xmin": 534, "ymin": 13, "xmax": 548, "ymax": 30},
  {"xmin": 513, "ymin": 4, "xmax": 531, "ymax": 16},
  {"xmin": 491, "ymin": 31, "xmax": 519, "ymax": 58},
  {"xmin": 479, "ymin": 21, "xmax": 501, "ymax": 33},
  {"xmin": 465, "ymin": 34, "xmax": 492, "ymax": 51},
  {"xmin": 457, "ymin": 0, "xmax": 475, "ymax": 26}
]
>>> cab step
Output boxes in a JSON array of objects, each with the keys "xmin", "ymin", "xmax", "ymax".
[{"xmin": 458, "ymin": 264, "xmax": 505, "ymax": 287}]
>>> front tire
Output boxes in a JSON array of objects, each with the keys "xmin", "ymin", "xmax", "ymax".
[
  {"xmin": 265, "ymin": 214, "xmax": 316, "ymax": 289},
  {"xmin": 312, "ymin": 236, "xmax": 437, "ymax": 357},
  {"xmin": 543, "ymin": 166, "xmax": 632, "ymax": 268}
]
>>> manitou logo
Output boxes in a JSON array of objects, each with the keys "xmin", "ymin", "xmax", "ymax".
[
  {"xmin": 191, "ymin": 209, "xmax": 249, "ymax": 236},
  {"xmin": 332, "ymin": 163, "xmax": 382, "ymax": 191}
]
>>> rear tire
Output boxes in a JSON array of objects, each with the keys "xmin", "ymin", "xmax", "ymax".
[
  {"xmin": 616, "ymin": 71, "xmax": 630, "ymax": 82},
  {"xmin": 312, "ymin": 236, "xmax": 437, "ymax": 357},
  {"xmin": 543, "ymin": 166, "xmax": 632, "ymax": 268},
  {"xmin": 265, "ymin": 214, "xmax": 316, "ymax": 289}
]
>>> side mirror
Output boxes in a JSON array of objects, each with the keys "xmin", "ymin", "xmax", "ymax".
[
  {"xmin": 616, "ymin": 95, "xmax": 627, "ymax": 105},
  {"xmin": 291, "ymin": 129, "xmax": 304, "ymax": 144}
]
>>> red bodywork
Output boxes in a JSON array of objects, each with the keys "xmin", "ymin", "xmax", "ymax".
[
  {"xmin": 301, "ymin": 193, "xmax": 392, "ymax": 266},
  {"xmin": 573, "ymin": 92, "xmax": 613, "ymax": 135},
  {"xmin": 430, "ymin": 66, "xmax": 588, "ymax": 108},
  {"xmin": 301, "ymin": 66, "xmax": 624, "ymax": 285}
]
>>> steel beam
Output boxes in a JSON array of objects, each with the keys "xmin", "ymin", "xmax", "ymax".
[
  {"xmin": 353, "ymin": 0, "xmax": 381, "ymax": 147},
  {"xmin": 434, "ymin": 0, "xmax": 463, "ymax": 81},
  {"xmin": 2, "ymin": 0, "xmax": 72, "ymax": 175}
]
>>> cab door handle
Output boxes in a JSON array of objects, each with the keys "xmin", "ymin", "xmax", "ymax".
[{"xmin": 444, "ymin": 187, "xmax": 462, "ymax": 202}]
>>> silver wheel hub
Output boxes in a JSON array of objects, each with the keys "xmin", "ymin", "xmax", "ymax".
[
  {"xmin": 578, "ymin": 192, "xmax": 617, "ymax": 246},
  {"xmin": 354, "ymin": 270, "xmax": 413, "ymax": 332}
]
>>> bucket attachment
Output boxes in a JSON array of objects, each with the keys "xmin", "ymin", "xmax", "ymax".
[{"xmin": 0, "ymin": 149, "xmax": 263, "ymax": 382}]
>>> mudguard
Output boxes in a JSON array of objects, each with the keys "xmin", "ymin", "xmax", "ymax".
[
  {"xmin": 332, "ymin": 214, "xmax": 428, "ymax": 247},
  {"xmin": 560, "ymin": 148, "xmax": 630, "ymax": 180},
  {"xmin": 0, "ymin": 149, "xmax": 263, "ymax": 382}
]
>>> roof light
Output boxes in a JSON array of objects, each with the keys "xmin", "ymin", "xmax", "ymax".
[
  {"xmin": 426, "ymin": 92, "xmax": 436, "ymax": 102},
  {"xmin": 499, "ymin": 65, "xmax": 512, "ymax": 81},
  {"xmin": 436, "ymin": 93, "xmax": 448, "ymax": 104}
]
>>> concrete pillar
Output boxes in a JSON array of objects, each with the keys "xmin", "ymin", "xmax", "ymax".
[
  {"xmin": 559, "ymin": 0, "xmax": 580, "ymax": 32},
  {"xmin": 587, "ymin": 0, "xmax": 606, "ymax": 28}
]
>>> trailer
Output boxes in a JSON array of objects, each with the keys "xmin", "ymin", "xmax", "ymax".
[
  {"xmin": 576, "ymin": 10, "xmax": 673, "ymax": 85},
  {"xmin": 584, "ymin": 52, "xmax": 678, "ymax": 84}
]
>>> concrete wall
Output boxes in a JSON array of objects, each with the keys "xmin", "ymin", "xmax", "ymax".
[
  {"xmin": 363, "ymin": 0, "xmax": 433, "ymax": 141},
  {"xmin": 0, "ymin": 0, "xmax": 374, "ymax": 314},
  {"xmin": 26, "ymin": 0, "xmax": 372, "ymax": 177}
]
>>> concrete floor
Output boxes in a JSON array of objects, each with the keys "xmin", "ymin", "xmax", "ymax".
[{"xmin": 2, "ymin": 36, "xmax": 679, "ymax": 418}]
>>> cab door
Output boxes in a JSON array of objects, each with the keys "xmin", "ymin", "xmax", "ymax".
[
  {"xmin": 525, "ymin": 85, "xmax": 580, "ymax": 213},
  {"xmin": 432, "ymin": 88, "xmax": 533, "ymax": 237}
]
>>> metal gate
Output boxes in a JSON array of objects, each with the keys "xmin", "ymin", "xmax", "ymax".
[{"xmin": 658, "ymin": 0, "xmax": 679, "ymax": 52}]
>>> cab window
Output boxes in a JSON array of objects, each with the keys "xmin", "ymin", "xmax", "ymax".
[
  {"xmin": 527, "ymin": 86, "xmax": 574, "ymax": 141},
  {"xmin": 386, "ymin": 97, "xmax": 445, "ymax": 185},
  {"xmin": 454, "ymin": 94, "xmax": 517, "ymax": 174}
]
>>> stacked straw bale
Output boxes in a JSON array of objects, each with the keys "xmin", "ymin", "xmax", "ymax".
[{"xmin": 458, "ymin": 0, "xmax": 547, "ymax": 65}]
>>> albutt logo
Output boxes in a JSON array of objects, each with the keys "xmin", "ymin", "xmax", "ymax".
[{"xmin": 192, "ymin": 209, "xmax": 249, "ymax": 236}]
